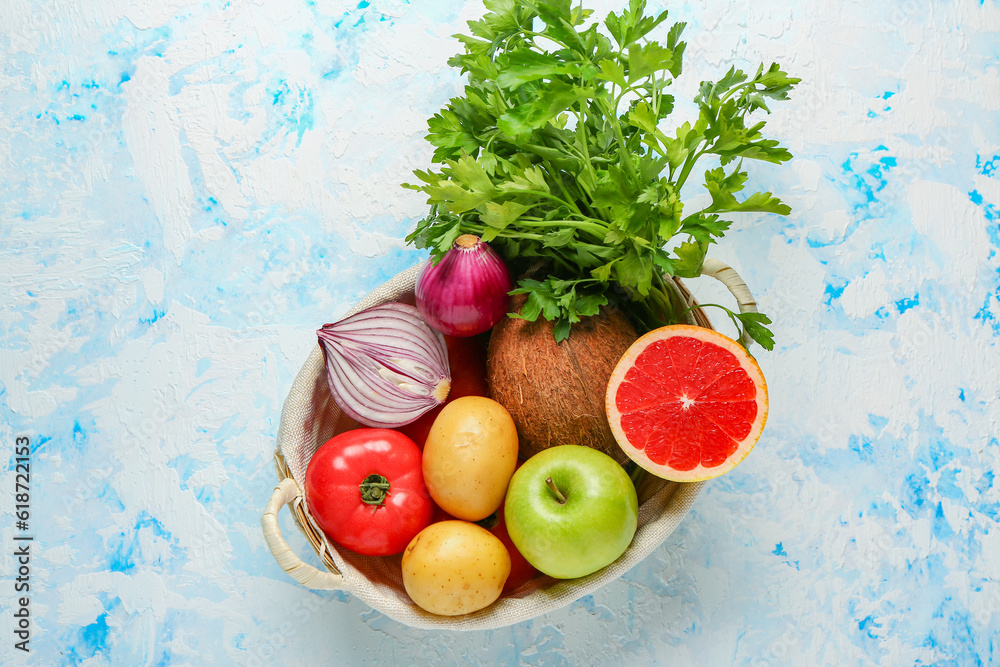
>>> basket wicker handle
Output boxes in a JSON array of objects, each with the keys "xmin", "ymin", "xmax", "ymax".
[
  {"xmin": 700, "ymin": 258, "xmax": 758, "ymax": 345},
  {"xmin": 261, "ymin": 478, "xmax": 347, "ymax": 591}
]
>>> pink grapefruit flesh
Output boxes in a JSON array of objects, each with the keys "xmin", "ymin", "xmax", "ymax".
[{"xmin": 605, "ymin": 324, "xmax": 768, "ymax": 482}]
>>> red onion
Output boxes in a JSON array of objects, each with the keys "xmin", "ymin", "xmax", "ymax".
[
  {"xmin": 415, "ymin": 234, "xmax": 513, "ymax": 337},
  {"xmin": 317, "ymin": 303, "xmax": 451, "ymax": 428}
]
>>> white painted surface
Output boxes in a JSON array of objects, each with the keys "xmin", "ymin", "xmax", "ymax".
[{"xmin": 2, "ymin": 0, "xmax": 999, "ymax": 664}]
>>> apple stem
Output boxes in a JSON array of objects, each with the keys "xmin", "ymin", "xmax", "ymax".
[{"xmin": 545, "ymin": 477, "xmax": 567, "ymax": 504}]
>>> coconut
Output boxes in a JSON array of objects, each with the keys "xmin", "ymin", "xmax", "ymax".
[{"xmin": 486, "ymin": 297, "xmax": 639, "ymax": 465}]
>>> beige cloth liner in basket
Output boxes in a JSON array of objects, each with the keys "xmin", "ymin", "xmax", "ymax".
[{"xmin": 262, "ymin": 258, "xmax": 758, "ymax": 631}]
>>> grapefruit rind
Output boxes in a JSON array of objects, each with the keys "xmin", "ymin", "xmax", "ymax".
[{"xmin": 605, "ymin": 324, "xmax": 768, "ymax": 483}]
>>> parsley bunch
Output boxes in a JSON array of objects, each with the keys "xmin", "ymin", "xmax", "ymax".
[{"xmin": 405, "ymin": 0, "xmax": 798, "ymax": 346}]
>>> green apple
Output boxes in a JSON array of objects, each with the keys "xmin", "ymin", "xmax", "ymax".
[{"xmin": 503, "ymin": 445, "xmax": 639, "ymax": 579}]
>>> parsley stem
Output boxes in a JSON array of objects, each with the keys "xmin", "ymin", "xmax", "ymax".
[
  {"xmin": 573, "ymin": 110, "xmax": 597, "ymax": 194},
  {"xmin": 529, "ymin": 161, "xmax": 585, "ymax": 217},
  {"xmin": 519, "ymin": 217, "xmax": 607, "ymax": 240},
  {"xmin": 521, "ymin": 29, "xmax": 573, "ymax": 53},
  {"xmin": 599, "ymin": 97, "xmax": 640, "ymax": 183},
  {"xmin": 474, "ymin": 228, "xmax": 546, "ymax": 242},
  {"xmin": 675, "ymin": 145, "xmax": 709, "ymax": 193},
  {"xmin": 513, "ymin": 189, "xmax": 580, "ymax": 213}
]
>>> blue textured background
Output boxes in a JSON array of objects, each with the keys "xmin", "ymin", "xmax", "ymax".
[{"xmin": 2, "ymin": 0, "xmax": 1000, "ymax": 664}]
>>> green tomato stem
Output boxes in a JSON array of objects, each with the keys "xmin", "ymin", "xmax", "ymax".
[{"xmin": 360, "ymin": 474, "xmax": 391, "ymax": 507}]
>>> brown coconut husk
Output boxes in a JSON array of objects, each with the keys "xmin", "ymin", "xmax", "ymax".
[{"xmin": 486, "ymin": 295, "xmax": 639, "ymax": 465}]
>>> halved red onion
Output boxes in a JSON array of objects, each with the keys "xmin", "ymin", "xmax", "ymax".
[
  {"xmin": 317, "ymin": 303, "xmax": 451, "ymax": 428},
  {"xmin": 415, "ymin": 234, "xmax": 513, "ymax": 337}
]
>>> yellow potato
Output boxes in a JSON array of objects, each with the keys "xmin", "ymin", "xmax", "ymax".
[
  {"xmin": 422, "ymin": 396, "xmax": 518, "ymax": 521},
  {"xmin": 402, "ymin": 521, "xmax": 511, "ymax": 616}
]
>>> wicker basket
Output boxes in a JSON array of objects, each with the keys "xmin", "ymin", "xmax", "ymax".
[{"xmin": 262, "ymin": 258, "xmax": 758, "ymax": 630}]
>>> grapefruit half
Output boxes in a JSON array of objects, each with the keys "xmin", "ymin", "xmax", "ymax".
[{"xmin": 605, "ymin": 324, "xmax": 768, "ymax": 482}]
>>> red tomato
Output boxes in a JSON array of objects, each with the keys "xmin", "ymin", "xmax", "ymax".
[
  {"xmin": 305, "ymin": 429, "xmax": 433, "ymax": 556},
  {"xmin": 397, "ymin": 332, "xmax": 490, "ymax": 448}
]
